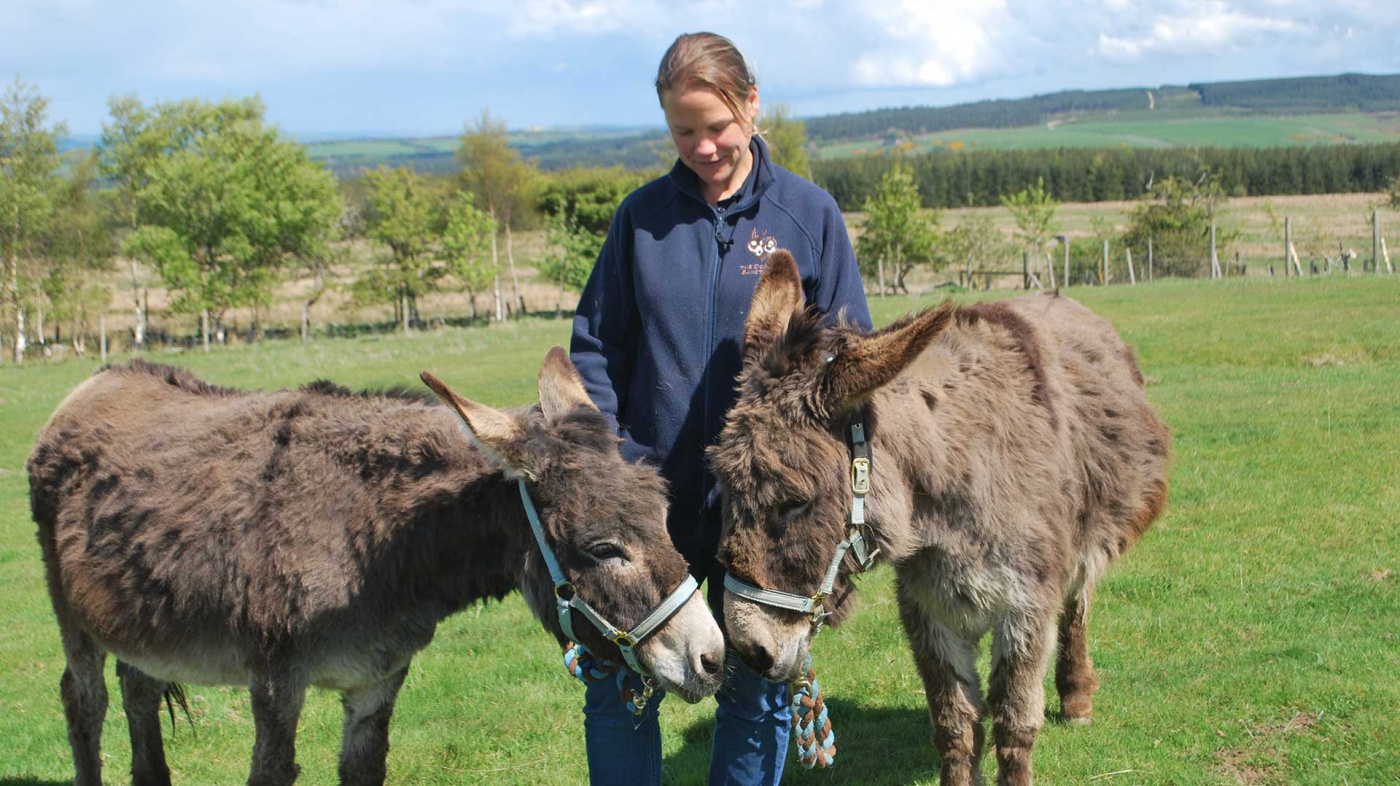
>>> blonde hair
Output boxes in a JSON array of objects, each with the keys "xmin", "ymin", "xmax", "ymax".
[{"xmin": 655, "ymin": 32, "xmax": 758, "ymax": 131}]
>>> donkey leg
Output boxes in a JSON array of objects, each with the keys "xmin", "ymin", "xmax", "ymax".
[
  {"xmin": 117, "ymin": 660, "xmax": 174, "ymax": 786},
  {"xmin": 337, "ymin": 666, "xmax": 410, "ymax": 786},
  {"xmin": 1054, "ymin": 587, "xmax": 1099, "ymax": 724},
  {"xmin": 247, "ymin": 665, "xmax": 308, "ymax": 786},
  {"xmin": 987, "ymin": 611, "xmax": 1057, "ymax": 786},
  {"xmin": 897, "ymin": 579, "xmax": 986, "ymax": 786},
  {"xmin": 59, "ymin": 627, "xmax": 109, "ymax": 786}
]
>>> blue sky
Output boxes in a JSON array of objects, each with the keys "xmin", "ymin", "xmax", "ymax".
[{"xmin": 6, "ymin": 0, "xmax": 1399, "ymax": 139}]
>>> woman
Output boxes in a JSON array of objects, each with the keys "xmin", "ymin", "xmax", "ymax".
[{"xmin": 570, "ymin": 32, "xmax": 872, "ymax": 785}]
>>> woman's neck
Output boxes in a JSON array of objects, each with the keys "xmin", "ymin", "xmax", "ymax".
[{"xmin": 704, "ymin": 144, "xmax": 754, "ymax": 206}]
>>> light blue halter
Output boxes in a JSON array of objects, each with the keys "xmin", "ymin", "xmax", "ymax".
[
  {"xmin": 723, "ymin": 418, "xmax": 879, "ymax": 632},
  {"xmin": 516, "ymin": 479, "xmax": 699, "ymax": 679}
]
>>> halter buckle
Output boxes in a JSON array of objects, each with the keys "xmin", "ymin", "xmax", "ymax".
[
  {"xmin": 554, "ymin": 582, "xmax": 577, "ymax": 601},
  {"xmin": 851, "ymin": 457, "xmax": 871, "ymax": 495},
  {"xmin": 613, "ymin": 631, "xmax": 638, "ymax": 648}
]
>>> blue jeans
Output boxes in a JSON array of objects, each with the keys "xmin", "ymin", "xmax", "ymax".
[{"xmin": 583, "ymin": 655, "xmax": 790, "ymax": 785}]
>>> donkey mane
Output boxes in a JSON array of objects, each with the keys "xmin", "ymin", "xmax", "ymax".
[
  {"xmin": 301, "ymin": 379, "xmax": 438, "ymax": 403},
  {"xmin": 956, "ymin": 301, "xmax": 1056, "ymax": 426},
  {"xmin": 105, "ymin": 358, "xmax": 245, "ymax": 398}
]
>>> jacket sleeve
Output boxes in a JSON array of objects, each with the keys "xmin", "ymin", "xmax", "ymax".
[
  {"xmin": 568, "ymin": 203, "xmax": 651, "ymax": 464},
  {"xmin": 812, "ymin": 196, "xmax": 873, "ymax": 331}
]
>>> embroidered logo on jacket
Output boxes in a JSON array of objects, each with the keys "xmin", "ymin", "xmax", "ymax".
[{"xmin": 742, "ymin": 229, "xmax": 778, "ymax": 274}]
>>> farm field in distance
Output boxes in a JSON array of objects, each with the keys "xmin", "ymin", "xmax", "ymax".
[
  {"xmin": 1, "ymin": 276, "xmax": 1396, "ymax": 784},
  {"xmin": 816, "ymin": 111, "xmax": 1400, "ymax": 158}
]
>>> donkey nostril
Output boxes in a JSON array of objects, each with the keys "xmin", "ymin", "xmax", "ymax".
[
  {"xmin": 746, "ymin": 644, "xmax": 775, "ymax": 675},
  {"xmin": 700, "ymin": 651, "xmax": 723, "ymax": 677}
]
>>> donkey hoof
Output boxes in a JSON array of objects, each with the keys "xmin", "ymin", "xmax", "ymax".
[{"xmin": 1064, "ymin": 715, "xmax": 1092, "ymax": 727}]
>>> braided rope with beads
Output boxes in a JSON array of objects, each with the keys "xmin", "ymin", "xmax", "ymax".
[
  {"xmin": 564, "ymin": 642, "xmax": 655, "ymax": 716},
  {"xmin": 790, "ymin": 656, "xmax": 836, "ymax": 768}
]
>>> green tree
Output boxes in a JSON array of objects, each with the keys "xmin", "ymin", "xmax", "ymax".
[
  {"xmin": 857, "ymin": 164, "xmax": 940, "ymax": 294},
  {"xmin": 1120, "ymin": 174, "xmax": 1231, "ymax": 278},
  {"xmin": 1001, "ymin": 177, "xmax": 1059, "ymax": 251},
  {"xmin": 0, "ymin": 75, "xmax": 66, "ymax": 363},
  {"xmin": 355, "ymin": 166, "xmax": 445, "ymax": 329},
  {"xmin": 38, "ymin": 150, "xmax": 114, "ymax": 353},
  {"xmin": 121, "ymin": 100, "xmax": 340, "ymax": 346},
  {"xmin": 760, "ymin": 103, "xmax": 811, "ymax": 179},
  {"xmin": 534, "ymin": 167, "xmax": 640, "ymax": 315},
  {"xmin": 458, "ymin": 109, "xmax": 537, "ymax": 320},
  {"xmin": 441, "ymin": 194, "xmax": 496, "ymax": 321},
  {"xmin": 947, "ymin": 212, "xmax": 1014, "ymax": 289},
  {"xmin": 99, "ymin": 95, "xmax": 263, "ymax": 347},
  {"xmin": 537, "ymin": 214, "xmax": 603, "ymax": 315}
]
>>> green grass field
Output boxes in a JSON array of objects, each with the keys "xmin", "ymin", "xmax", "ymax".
[
  {"xmin": 816, "ymin": 112, "xmax": 1400, "ymax": 158},
  {"xmin": 1, "ymin": 276, "xmax": 1397, "ymax": 784}
]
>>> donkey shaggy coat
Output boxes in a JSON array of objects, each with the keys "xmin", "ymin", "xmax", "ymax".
[
  {"xmin": 29, "ymin": 352, "xmax": 722, "ymax": 786},
  {"xmin": 711, "ymin": 252, "xmax": 1169, "ymax": 786}
]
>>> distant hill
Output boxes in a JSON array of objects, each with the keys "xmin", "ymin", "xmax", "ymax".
[
  {"xmin": 305, "ymin": 72, "xmax": 1400, "ymax": 176},
  {"xmin": 805, "ymin": 73, "xmax": 1400, "ymax": 142}
]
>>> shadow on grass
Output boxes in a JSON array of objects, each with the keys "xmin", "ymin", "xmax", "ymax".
[{"xmin": 664, "ymin": 703, "xmax": 942, "ymax": 785}]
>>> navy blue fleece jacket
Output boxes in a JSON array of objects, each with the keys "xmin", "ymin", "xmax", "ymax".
[{"xmin": 569, "ymin": 137, "xmax": 871, "ymax": 563}]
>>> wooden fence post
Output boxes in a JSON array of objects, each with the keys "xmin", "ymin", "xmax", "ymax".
[
  {"xmin": 1023, "ymin": 251, "xmax": 1030, "ymax": 290},
  {"xmin": 1210, "ymin": 223, "xmax": 1221, "ymax": 279},
  {"xmin": 1063, "ymin": 240, "xmax": 1071, "ymax": 289},
  {"xmin": 1046, "ymin": 249, "xmax": 1057, "ymax": 290},
  {"xmin": 877, "ymin": 257, "xmax": 886, "ymax": 298},
  {"xmin": 100, "ymin": 314, "xmax": 107, "ymax": 363},
  {"xmin": 1148, "ymin": 237, "xmax": 1154, "ymax": 281},
  {"xmin": 201, "ymin": 310, "xmax": 210, "ymax": 353},
  {"xmin": 1285, "ymin": 217, "xmax": 1292, "ymax": 278},
  {"xmin": 1101, "ymin": 239, "xmax": 1109, "ymax": 285},
  {"xmin": 1126, "ymin": 247, "xmax": 1136, "ymax": 285},
  {"xmin": 1375, "ymin": 210, "xmax": 1382, "ymax": 275}
]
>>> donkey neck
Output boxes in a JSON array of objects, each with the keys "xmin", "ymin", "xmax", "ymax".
[{"xmin": 374, "ymin": 410, "xmax": 539, "ymax": 614}]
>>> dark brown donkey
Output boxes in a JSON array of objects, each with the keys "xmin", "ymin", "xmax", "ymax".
[
  {"xmin": 30, "ymin": 350, "xmax": 724, "ymax": 786},
  {"xmin": 710, "ymin": 252, "xmax": 1169, "ymax": 786}
]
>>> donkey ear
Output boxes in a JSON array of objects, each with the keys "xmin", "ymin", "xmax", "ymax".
[
  {"xmin": 538, "ymin": 346, "xmax": 597, "ymax": 422},
  {"xmin": 421, "ymin": 371, "xmax": 532, "ymax": 477},
  {"xmin": 743, "ymin": 249, "xmax": 804, "ymax": 356},
  {"xmin": 822, "ymin": 303, "xmax": 954, "ymax": 406}
]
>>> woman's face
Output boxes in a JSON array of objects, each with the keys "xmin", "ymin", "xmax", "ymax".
[{"xmin": 662, "ymin": 86, "xmax": 760, "ymax": 200}]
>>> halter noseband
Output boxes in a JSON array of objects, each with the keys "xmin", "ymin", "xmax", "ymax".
[
  {"xmin": 723, "ymin": 415, "xmax": 880, "ymax": 632},
  {"xmin": 517, "ymin": 479, "xmax": 699, "ymax": 679}
]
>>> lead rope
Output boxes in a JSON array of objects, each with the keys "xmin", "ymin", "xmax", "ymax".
[
  {"xmin": 790, "ymin": 654, "xmax": 836, "ymax": 768},
  {"xmin": 563, "ymin": 642, "xmax": 656, "ymax": 718}
]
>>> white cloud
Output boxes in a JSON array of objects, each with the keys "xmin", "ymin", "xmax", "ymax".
[
  {"xmin": 1097, "ymin": 3, "xmax": 1313, "ymax": 62},
  {"xmin": 847, "ymin": 0, "xmax": 1012, "ymax": 87},
  {"xmin": 3, "ymin": 0, "xmax": 1398, "ymax": 134}
]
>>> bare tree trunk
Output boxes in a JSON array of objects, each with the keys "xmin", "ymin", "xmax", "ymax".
[
  {"xmin": 489, "ymin": 208, "xmax": 503, "ymax": 322},
  {"xmin": 15, "ymin": 306, "xmax": 26, "ymax": 363},
  {"xmin": 129, "ymin": 261, "xmax": 146, "ymax": 349},
  {"xmin": 876, "ymin": 257, "xmax": 886, "ymax": 298},
  {"xmin": 506, "ymin": 224, "xmax": 524, "ymax": 319},
  {"xmin": 201, "ymin": 309, "xmax": 210, "ymax": 353}
]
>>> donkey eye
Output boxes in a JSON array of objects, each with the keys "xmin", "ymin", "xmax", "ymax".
[
  {"xmin": 776, "ymin": 499, "xmax": 811, "ymax": 520},
  {"xmin": 585, "ymin": 542, "xmax": 627, "ymax": 562}
]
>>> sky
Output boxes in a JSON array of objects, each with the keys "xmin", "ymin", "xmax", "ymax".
[{"xmin": 6, "ymin": 0, "xmax": 1400, "ymax": 140}]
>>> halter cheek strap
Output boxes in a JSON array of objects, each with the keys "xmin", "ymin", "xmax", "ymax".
[
  {"xmin": 723, "ymin": 414, "xmax": 880, "ymax": 632},
  {"xmin": 517, "ymin": 480, "xmax": 698, "ymax": 678}
]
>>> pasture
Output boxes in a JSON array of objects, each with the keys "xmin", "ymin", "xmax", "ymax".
[
  {"xmin": 815, "ymin": 112, "xmax": 1400, "ymax": 158},
  {"xmin": 1, "ymin": 276, "xmax": 1397, "ymax": 784}
]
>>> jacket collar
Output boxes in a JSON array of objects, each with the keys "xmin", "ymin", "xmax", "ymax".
[{"xmin": 668, "ymin": 136, "xmax": 775, "ymax": 214}]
